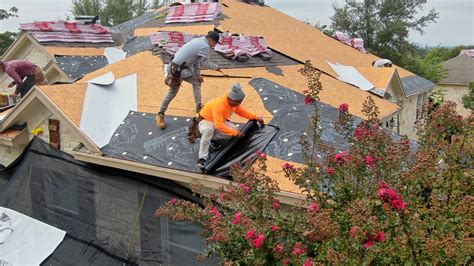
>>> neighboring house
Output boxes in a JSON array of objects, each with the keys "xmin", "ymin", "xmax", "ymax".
[{"xmin": 438, "ymin": 52, "xmax": 474, "ymax": 116}]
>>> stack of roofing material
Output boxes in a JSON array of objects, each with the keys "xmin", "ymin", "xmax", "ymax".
[
  {"xmin": 20, "ymin": 20, "xmax": 113, "ymax": 43},
  {"xmin": 214, "ymin": 35, "xmax": 273, "ymax": 59},
  {"xmin": 459, "ymin": 49, "xmax": 474, "ymax": 57},
  {"xmin": 334, "ymin": 31, "xmax": 351, "ymax": 46},
  {"xmin": 149, "ymin": 31, "xmax": 194, "ymax": 55},
  {"xmin": 165, "ymin": 2, "xmax": 221, "ymax": 24},
  {"xmin": 351, "ymin": 38, "xmax": 366, "ymax": 53},
  {"xmin": 333, "ymin": 31, "xmax": 367, "ymax": 53}
]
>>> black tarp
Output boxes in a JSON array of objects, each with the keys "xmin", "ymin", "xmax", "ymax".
[
  {"xmin": 55, "ymin": 55, "xmax": 109, "ymax": 81},
  {"xmin": 102, "ymin": 112, "xmax": 279, "ymax": 177},
  {"xmin": 0, "ymin": 137, "xmax": 218, "ymax": 265}
]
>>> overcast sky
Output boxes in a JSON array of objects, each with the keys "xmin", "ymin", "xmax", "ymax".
[{"xmin": 1, "ymin": 0, "xmax": 473, "ymax": 46}]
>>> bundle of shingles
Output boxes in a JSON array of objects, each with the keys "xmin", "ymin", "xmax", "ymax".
[
  {"xmin": 20, "ymin": 20, "xmax": 113, "ymax": 43},
  {"xmin": 214, "ymin": 34, "xmax": 273, "ymax": 61},
  {"xmin": 333, "ymin": 31, "xmax": 367, "ymax": 53},
  {"xmin": 150, "ymin": 31, "xmax": 194, "ymax": 55},
  {"xmin": 165, "ymin": 2, "xmax": 221, "ymax": 24}
]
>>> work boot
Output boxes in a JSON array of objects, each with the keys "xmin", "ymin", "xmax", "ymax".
[
  {"xmin": 156, "ymin": 112, "xmax": 166, "ymax": 129},
  {"xmin": 196, "ymin": 158, "xmax": 206, "ymax": 168}
]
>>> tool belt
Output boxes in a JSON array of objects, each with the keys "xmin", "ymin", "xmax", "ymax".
[
  {"xmin": 164, "ymin": 61, "xmax": 186, "ymax": 89},
  {"xmin": 187, "ymin": 113, "xmax": 203, "ymax": 144}
]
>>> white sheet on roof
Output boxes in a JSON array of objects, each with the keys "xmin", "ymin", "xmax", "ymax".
[
  {"xmin": 328, "ymin": 62, "xmax": 374, "ymax": 91},
  {"xmin": 104, "ymin": 47, "xmax": 127, "ymax": 64},
  {"xmin": 0, "ymin": 207, "xmax": 66, "ymax": 265},
  {"xmin": 80, "ymin": 72, "xmax": 138, "ymax": 148}
]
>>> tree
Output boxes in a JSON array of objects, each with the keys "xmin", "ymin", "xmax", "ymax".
[
  {"xmin": 0, "ymin": 6, "xmax": 19, "ymax": 56},
  {"xmin": 330, "ymin": 0, "xmax": 438, "ymax": 66},
  {"xmin": 0, "ymin": 6, "xmax": 18, "ymax": 20},
  {"xmin": 462, "ymin": 82, "xmax": 474, "ymax": 111},
  {"xmin": 71, "ymin": 0, "xmax": 151, "ymax": 26},
  {"xmin": 156, "ymin": 61, "xmax": 473, "ymax": 264}
]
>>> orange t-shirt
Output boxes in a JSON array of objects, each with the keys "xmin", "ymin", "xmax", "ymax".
[{"xmin": 199, "ymin": 95, "xmax": 258, "ymax": 136}]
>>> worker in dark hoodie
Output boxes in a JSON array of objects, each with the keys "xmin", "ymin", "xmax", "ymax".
[
  {"xmin": 157, "ymin": 31, "xmax": 222, "ymax": 129},
  {"xmin": 0, "ymin": 60, "xmax": 44, "ymax": 97}
]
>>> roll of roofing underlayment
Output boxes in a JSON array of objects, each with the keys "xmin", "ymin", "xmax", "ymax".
[{"xmin": 203, "ymin": 120, "xmax": 279, "ymax": 175}]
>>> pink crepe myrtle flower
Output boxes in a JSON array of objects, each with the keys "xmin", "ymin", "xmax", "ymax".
[
  {"xmin": 304, "ymin": 96, "xmax": 316, "ymax": 105},
  {"xmin": 252, "ymin": 233, "xmax": 265, "ymax": 249},
  {"xmin": 273, "ymin": 199, "xmax": 281, "ymax": 210},
  {"xmin": 378, "ymin": 182, "xmax": 407, "ymax": 210},
  {"xmin": 169, "ymin": 198, "xmax": 178, "ymax": 206},
  {"xmin": 274, "ymin": 243, "xmax": 285, "ymax": 253},
  {"xmin": 309, "ymin": 203, "xmax": 319, "ymax": 213},
  {"xmin": 365, "ymin": 155, "xmax": 376, "ymax": 168},
  {"xmin": 364, "ymin": 240, "xmax": 375, "ymax": 249},
  {"xmin": 256, "ymin": 150, "xmax": 267, "ymax": 159},
  {"xmin": 239, "ymin": 184, "xmax": 251, "ymax": 193},
  {"xmin": 339, "ymin": 103, "xmax": 349, "ymax": 112},
  {"xmin": 303, "ymin": 257, "xmax": 313, "ymax": 266},
  {"xmin": 350, "ymin": 226, "xmax": 361, "ymax": 238},
  {"xmin": 335, "ymin": 151, "xmax": 348, "ymax": 163},
  {"xmin": 246, "ymin": 229, "xmax": 256, "ymax": 240},
  {"xmin": 282, "ymin": 162, "xmax": 295, "ymax": 170},
  {"xmin": 326, "ymin": 166, "xmax": 334, "ymax": 175},
  {"xmin": 271, "ymin": 225, "xmax": 281, "ymax": 232},
  {"xmin": 292, "ymin": 242, "xmax": 306, "ymax": 255},
  {"xmin": 232, "ymin": 212, "xmax": 242, "ymax": 225}
]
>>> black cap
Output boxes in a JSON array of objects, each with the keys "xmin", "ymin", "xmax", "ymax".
[{"xmin": 206, "ymin": 31, "xmax": 220, "ymax": 43}]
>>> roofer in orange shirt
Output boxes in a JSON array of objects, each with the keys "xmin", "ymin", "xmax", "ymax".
[{"xmin": 196, "ymin": 83, "xmax": 264, "ymax": 168}]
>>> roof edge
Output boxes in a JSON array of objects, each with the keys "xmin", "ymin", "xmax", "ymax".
[{"xmin": 73, "ymin": 150, "xmax": 307, "ymax": 206}]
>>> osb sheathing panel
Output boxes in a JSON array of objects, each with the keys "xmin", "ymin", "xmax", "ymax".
[
  {"xmin": 203, "ymin": 65, "xmax": 400, "ymax": 119},
  {"xmin": 265, "ymin": 156, "xmax": 304, "ymax": 193},
  {"xmin": 80, "ymin": 51, "xmax": 272, "ymax": 122},
  {"xmin": 38, "ymin": 83, "xmax": 88, "ymax": 126},
  {"xmin": 356, "ymin": 67, "xmax": 396, "ymax": 89},
  {"xmin": 134, "ymin": 25, "xmax": 215, "ymax": 36},
  {"xmin": 45, "ymin": 46, "xmax": 105, "ymax": 56},
  {"xmin": 219, "ymin": 0, "xmax": 414, "ymax": 78}
]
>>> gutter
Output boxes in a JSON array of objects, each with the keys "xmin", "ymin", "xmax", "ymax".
[{"xmin": 73, "ymin": 150, "xmax": 307, "ymax": 206}]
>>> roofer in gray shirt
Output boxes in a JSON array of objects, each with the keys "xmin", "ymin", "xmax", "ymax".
[{"xmin": 157, "ymin": 31, "xmax": 222, "ymax": 129}]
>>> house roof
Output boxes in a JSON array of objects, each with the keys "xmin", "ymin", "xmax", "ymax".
[
  {"xmin": 440, "ymin": 54, "xmax": 474, "ymax": 85},
  {"xmin": 400, "ymin": 75, "xmax": 436, "ymax": 97},
  {"xmin": 218, "ymin": 0, "xmax": 414, "ymax": 78},
  {"xmin": 355, "ymin": 67, "xmax": 396, "ymax": 89}
]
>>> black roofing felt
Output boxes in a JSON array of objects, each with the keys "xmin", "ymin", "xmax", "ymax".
[
  {"xmin": 400, "ymin": 75, "xmax": 436, "ymax": 97},
  {"xmin": 55, "ymin": 55, "xmax": 109, "ymax": 80},
  {"xmin": 153, "ymin": 46, "xmax": 300, "ymax": 69},
  {"xmin": 123, "ymin": 36, "xmax": 153, "ymax": 57},
  {"xmin": 112, "ymin": 11, "xmax": 160, "ymax": 37},
  {"xmin": 250, "ymin": 78, "xmax": 361, "ymax": 163},
  {"xmin": 102, "ymin": 112, "xmax": 278, "ymax": 177},
  {"xmin": 102, "ymin": 78, "xmax": 363, "ymax": 178}
]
